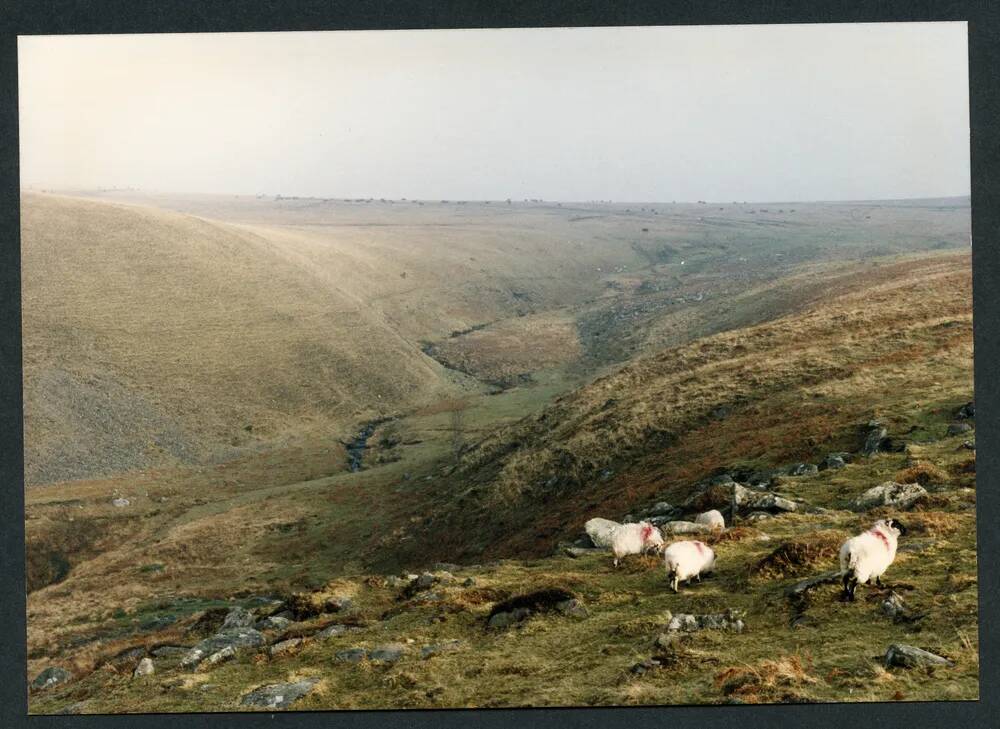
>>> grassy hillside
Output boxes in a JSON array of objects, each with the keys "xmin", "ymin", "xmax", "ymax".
[
  {"xmin": 22, "ymin": 194, "xmax": 975, "ymax": 711},
  {"xmin": 395, "ymin": 252, "xmax": 973, "ymax": 564}
]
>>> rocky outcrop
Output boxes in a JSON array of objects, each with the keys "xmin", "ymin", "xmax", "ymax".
[
  {"xmin": 884, "ymin": 644, "xmax": 953, "ymax": 669},
  {"xmin": 851, "ymin": 481, "xmax": 927, "ymax": 511},
  {"xmin": 240, "ymin": 678, "xmax": 319, "ymax": 709}
]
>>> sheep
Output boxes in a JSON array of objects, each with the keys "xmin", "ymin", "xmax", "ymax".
[
  {"xmin": 609, "ymin": 521, "xmax": 664, "ymax": 567},
  {"xmin": 839, "ymin": 518, "xmax": 907, "ymax": 601},
  {"xmin": 584, "ymin": 517, "xmax": 621, "ymax": 548},
  {"xmin": 663, "ymin": 540, "xmax": 716, "ymax": 592},
  {"xmin": 694, "ymin": 509, "xmax": 725, "ymax": 531}
]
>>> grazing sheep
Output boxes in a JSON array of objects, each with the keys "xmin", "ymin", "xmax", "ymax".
[
  {"xmin": 663, "ymin": 540, "xmax": 716, "ymax": 592},
  {"xmin": 610, "ymin": 521, "xmax": 664, "ymax": 567},
  {"xmin": 584, "ymin": 517, "xmax": 621, "ymax": 548},
  {"xmin": 694, "ymin": 509, "xmax": 725, "ymax": 531},
  {"xmin": 839, "ymin": 518, "xmax": 907, "ymax": 601}
]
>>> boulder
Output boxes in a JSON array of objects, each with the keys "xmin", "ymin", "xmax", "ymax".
[
  {"xmin": 316, "ymin": 623, "xmax": 362, "ymax": 639},
  {"xmin": 255, "ymin": 615, "xmax": 293, "ymax": 632},
  {"xmin": 660, "ymin": 520, "xmax": 711, "ymax": 535},
  {"xmin": 851, "ymin": 482, "xmax": 927, "ymax": 511},
  {"xmin": 240, "ymin": 678, "xmax": 319, "ymax": 709},
  {"xmin": 820, "ymin": 453, "xmax": 849, "ymax": 470},
  {"xmin": 133, "ymin": 658, "xmax": 154, "ymax": 677},
  {"xmin": 786, "ymin": 463, "xmax": 819, "ymax": 477},
  {"xmin": 221, "ymin": 607, "xmax": 256, "ymax": 630},
  {"xmin": 268, "ymin": 638, "xmax": 303, "ymax": 657},
  {"xmin": 666, "ymin": 609, "xmax": 745, "ymax": 633},
  {"xmin": 749, "ymin": 493, "xmax": 798, "ymax": 512},
  {"xmin": 884, "ymin": 644, "xmax": 953, "ymax": 669},
  {"xmin": 31, "ymin": 666, "xmax": 72, "ymax": 691},
  {"xmin": 201, "ymin": 645, "xmax": 236, "ymax": 667},
  {"xmin": 180, "ymin": 628, "xmax": 265, "ymax": 669},
  {"xmin": 487, "ymin": 607, "xmax": 532, "ymax": 630},
  {"xmin": 947, "ymin": 422, "xmax": 973, "ymax": 436},
  {"xmin": 334, "ymin": 648, "xmax": 367, "ymax": 663},
  {"xmin": 421, "ymin": 640, "xmax": 463, "ymax": 659},
  {"xmin": 368, "ymin": 643, "xmax": 406, "ymax": 663}
]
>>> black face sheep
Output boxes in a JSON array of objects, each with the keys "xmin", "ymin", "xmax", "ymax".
[
  {"xmin": 839, "ymin": 518, "xmax": 907, "ymax": 601},
  {"xmin": 663, "ymin": 540, "xmax": 716, "ymax": 592},
  {"xmin": 610, "ymin": 521, "xmax": 665, "ymax": 567}
]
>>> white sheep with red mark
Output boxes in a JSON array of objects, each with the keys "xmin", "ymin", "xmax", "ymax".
[
  {"xmin": 609, "ymin": 521, "xmax": 664, "ymax": 567},
  {"xmin": 584, "ymin": 517, "xmax": 621, "ymax": 548},
  {"xmin": 663, "ymin": 540, "xmax": 716, "ymax": 592},
  {"xmin": 839, "ymin": 518, "xmax": 907, "ymax": 601},
  {"xmin": 694, "ymin": 509, "xmax": 725, "ymax": 530}
]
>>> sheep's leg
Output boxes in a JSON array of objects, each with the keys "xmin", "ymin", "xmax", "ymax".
[
  {"xmin": 875, "ymin": 576, "xmax": 883, "ymax": 588},
  {"xmin": 613, "ymin": 557, "xmax": 619, "ymax": 568},
  {"xmin": 841, "ymin": 572, "xmax": 852, "ymax": 601},
  {"xmin": 671, "ymin": 575, "xmax": 679, "ymax": 593}
]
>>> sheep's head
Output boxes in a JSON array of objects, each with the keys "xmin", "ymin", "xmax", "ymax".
[
  {"xmin": 874, "ymin": 518, "xmax": 906, "ymax": 538},
  {"xmin": 640, "ymin": 522, "xmax": 665, "ymax": 550},
  {"xmin": 884, "ymin": 518, "xmax": 907, "ymax": 537}
]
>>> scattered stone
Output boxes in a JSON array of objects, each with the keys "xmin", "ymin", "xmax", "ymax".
[
  {"xmin": 316, "ymin": 623, "xmax": 361, "ymax": 639},
  {"xmin": 105, "ymin": 646, "xmax": 148, "ymax": 671},
  {"xmin": 961, "ymin": 440, "xmax": 975, "ymax": 450},
  {"xmin": 487, "ymin": 607, "xmax": 532, "ymax": 630},
  {"xmin": 461, "ymin": 577, "xmax": 476, "ymax": 587},
  {"xmin": 884, "ymin": 644, "xmax": 953, "ymax": 669},
  {"xmin": 746, "ymin": 511, "xmax": 774, "ymax": 522},
  {"xmin": 269, "ymin": 638, "xmax": 303, "ymax": 657},
  {"xmin": 665, "ymin": 609, "xmax": 745, "ymax": 633},
  {"xmin": 255, "ymin": 615, "xmax": 293, "ymax": 632},
  {"xmin": 820, "ymin": 453, "xmax": 849, "ymax": 470},
  {"xmin": 221, "ymin": 607, "xmax": 256, "ymax": 630},
  {"xmin": 708, "ymin": 473, "xmax": 736, "ymax": 486},
  {"xmin": 133, "ymin": 658, "xmax": 154, "ymax": 677},
  {"xmin": 750, "ymin": 493, "xmax": 799, "ymax": 512},
  {"xmin": 412, "ymin": 590, "xmax": 443, "ymax": 602},
  {"xmin": 433, "ymin": 562, "xmax": 462, "ymax": 572},
  {"xmin": 555, "ymin": 598, "xmax": 589, "ymax": 618},
  {"xmin": 323, "ymin": 597, "xmax": 353, "ymax": 613},
  {"xmin": 786, "ymin": 463, "xmax": 819, "ymax": 477},
  {"xmin": 421, "ymin": 640, "xmax": 463, "ymax": 659},
  {"xmin": 881, "ymin": 592, "xmax": 907, "ymax": 620},
  {"xmin": 31, "ymin": 667, "xmax": 72, "ymax": 691},
  {"xmin": 334, "ymin": 648, "xmax": 367, "ymax": 663},
  {"xmin": 240, "ymin": 678, "xmax": 319, "ymax": 709},
  {"xmin": 861, "ymin": 420, "xmax": 888, "ymax": 456},
  {"xmin": 368, "ymin": 643, "xmax": 406, "ymax": 663},
  {"xmin": 851, "ymin": 482, "xmax": 928, "ymax": 511},
  {"xmin": 957, "ymin": 401, "xmax": 975, "ymax": 419},
  {"xmin": 201, "ymin": 645, "xmax": 236, "ymax": 667},
  {"xmin": 645, "ymin": 501, "xmax": 680, "ymax": 518},
  {"xmin": 111, "ymin": 497, "xmax": 131, "ymax": 508},
  {"xmin": 947, "ymin": 422, "xmax": 973, "ymax": 436},
  {"xmin": 180, "ymin": 628, "xmax": 265, "ymax": 669}
]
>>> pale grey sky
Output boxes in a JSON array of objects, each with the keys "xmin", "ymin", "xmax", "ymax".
[{"xmin": 18, "ymin": 23, "xmax": 969, "ymax": 202}]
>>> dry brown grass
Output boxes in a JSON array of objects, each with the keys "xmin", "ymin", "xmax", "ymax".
[
  {"xmin": 752, "ymin": 531, "xmax": 847, "ymax": 579},
  {"xmin": 706, "ymin": 526, "xmax": 762, "ymax": 545},
  {"xmin": 895, "ymin": 461, "xmax": 951, "ymax": 486},
  {"xmin": 715, "ymin": 654, "xmax": 820, "ymax": 703},
  {"xmin": 905, "ymin": 511, "xmax": 966, "ymax": 537}
]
